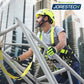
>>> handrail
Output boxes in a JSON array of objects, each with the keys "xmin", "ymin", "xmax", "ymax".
[
  {"xmin": 0, "ymin": 18, "xmax": 84, "ymax": 84},
  {"xmin": 0, "ymin": 23, "xmax": 19, "ymax": 36},
  {"xmin": 16, "ymin": 18, "xmax": 84, "ymax": 84}
]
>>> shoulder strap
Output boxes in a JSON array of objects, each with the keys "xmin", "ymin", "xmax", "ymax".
[
  {"xmin": 40, "ymin": 32, "xmax": 43, "ymax": 40},
  {"xmin": 51, "ymin": 27, "xmax": 54, "ymax": 44},
  {"xmin": 40, "ymin": 27, "xmax": 54, "ymax": 45}
]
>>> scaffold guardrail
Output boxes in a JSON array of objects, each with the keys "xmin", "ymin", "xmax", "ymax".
[{"xmin": 0, "ymin": 18, "xmax": 84, "ymax": 84}]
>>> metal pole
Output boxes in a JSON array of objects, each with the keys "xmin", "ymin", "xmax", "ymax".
[
  {"xmin": 52, "ymin": 54, "xmax": 84, "ymax": 84},
  {"xmin": 5, "ymin": 43, "xmax": 30, "ymax": 47},
  {"xmin": 3, "ymin": 51, "xmax": 33, "ymax": 84},
  {"xmin": 67, "ymin": 71, "xmax": 73, "ymax": 84},
  {"xmin": 34, "ymin": 65, "xmax": 41, "ymax": 78},
  {"xmin": 4, "ymin": 73, "xmax": 14, "ymax": 84},
  {"xmin": 0, "ymin": 0, "xmax": 10, "ymax": 13},
  {"xmin": 4, "ymin": 52, "xmax": 36, "ymax": 82},
  {"xmin": 37, "ymin": 68, "xmax": 66, "ymax": 81},
  {"xmin": 16, "ymin": 18, "xmax": 58, "ymax": 84},
  {"xmin": 24, "ymin": 22, "xmax": 84, "ymax": 84},
  {"xmin": 0, "ymin": 56, "xmax": 14, "ymax": 84},
  {"xmin": 0, "ymin": 23, "xmax": 19, "ymax": 36}
]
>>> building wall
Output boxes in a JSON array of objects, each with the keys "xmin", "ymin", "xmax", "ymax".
[
  {"xmin": 0, "ymin": 0, "xmax": 35, "ymax": 83},
  {"xmin": 63, "ymin": 15, "xmax": 81, "ymax": 55},
  {"xmin": 78, "ymin": 28, "xmax": 84, "ymax": 78},
  {"xmin": 63, "ymin": 13, "xmax": 84, "ymax": 78},
  {"xmin": 0, "ymin": 0, "xmax": 35, "ymax": 55}
]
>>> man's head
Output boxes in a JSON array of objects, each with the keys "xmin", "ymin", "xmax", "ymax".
[{"xmin": 36, "ymin": 9, "xmax": 55, "ymax": 27}]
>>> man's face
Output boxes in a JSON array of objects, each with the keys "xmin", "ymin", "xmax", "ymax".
[{"xmin": 36, "ymin": 15, "xmax": 43, "ymax": 25}]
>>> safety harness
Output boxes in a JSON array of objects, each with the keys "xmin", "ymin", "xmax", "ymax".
[
  {"xmin": 40, "ymin": 26, "xmax": 54, "ymax": 44},
  {"xmin": 40, "ymin": 27, "xmax": 78, "ymax": 67},
  {"xmin": 0, "ymin": 48, "xmax": 33, "ymax": 80}
]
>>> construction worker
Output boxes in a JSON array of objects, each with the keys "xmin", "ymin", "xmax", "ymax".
[{"xmin": 13, "ymin": 9, "xmax": 81, "ymax": 84}]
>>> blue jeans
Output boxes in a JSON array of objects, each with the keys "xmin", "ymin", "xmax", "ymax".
[{"xmin": 55, "ymin": 61, "xmax": 81, "ymax": 84}]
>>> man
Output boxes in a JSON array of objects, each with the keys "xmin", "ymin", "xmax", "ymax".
[{"xmin": 13, "ymin": 9, "xmax": 81, "ymax": 84}]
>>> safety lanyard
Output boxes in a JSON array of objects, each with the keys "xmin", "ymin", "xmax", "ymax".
[
  {"xmin": 0, "ymin": 49, "xmax": 33, "ymax": 80},
  {"xmin": 40, "ymin": 27, "xmax": 54, "ymax": 45}
]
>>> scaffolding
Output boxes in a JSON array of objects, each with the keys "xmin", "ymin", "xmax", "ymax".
[{"xmin": 0, "ymin": 18, "xmax": 84, "ymax": 84}]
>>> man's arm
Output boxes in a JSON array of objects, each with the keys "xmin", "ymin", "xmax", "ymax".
[
  {"xmin": 19, "ymin": 48, "xmax": 33, "ymax": 61},
  {"xmin": 55, "ymin": 31, "xmax": 67, "ymax": 52}
]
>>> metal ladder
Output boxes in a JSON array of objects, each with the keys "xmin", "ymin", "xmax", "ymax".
[{"xmin": 0, "ymin": 18, "xmax": 84, "ymax": 84}]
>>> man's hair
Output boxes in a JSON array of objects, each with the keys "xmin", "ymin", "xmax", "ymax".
[{"xmin": 44, "ymin": 15, "xmax": 53, "ymax": 24}]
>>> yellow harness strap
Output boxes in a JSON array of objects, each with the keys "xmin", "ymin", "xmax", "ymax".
[
  {"xmin": 40, "ymin": 27, "xmax": 54, "ymax": 44},
  {"xmin": 51, "ymin": 27, "xmax": 54, "ymax": 44},
  {"xmin": 40, "ymin": 32, "xmax": 43, "ymax": 40},
  {"xmin": 0, "ymin": 50, "xmax": 33, "ymax": 80}
]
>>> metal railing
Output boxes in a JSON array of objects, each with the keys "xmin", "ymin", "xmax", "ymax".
[{"xmin": 0, "ymin": 18, "xmax": 84, "ymax": 84}]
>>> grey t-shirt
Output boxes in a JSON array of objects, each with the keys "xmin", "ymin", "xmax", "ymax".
[
  {"xmin": 37, "ymin": 26, "xmax": 65, "ymax": 68},
  {"xmin": 37, "ymin": 26, "xmax": 64, "ymax": 46}
]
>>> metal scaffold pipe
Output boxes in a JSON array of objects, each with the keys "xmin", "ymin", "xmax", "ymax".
[
  {"xmin": 1, "ymin": 17, "xmax": 84, "ymax": 84},
  {"xmin": 5, "ymin": 43, "xmax": 30, "ymax": 47},
  {"xmin": 16, "ymin": 18, "xmax": 84, "ymax": 84},
  {"xmin": 3, "ymin": 51, "xmax": 33, "ymax": 84},
  {"xmin": 0, "ymin": 23, "xmax": 19, "ymax": 36},
  {"xmin": 4, "ymin": 51, "xmax": 36, "ymax": 82},
  {"xmin": 37, "ymin": 68, "xmax": 66, "ymax": 81},
  {"xmin": 0, "ymin": 0, "xmax": 10, "ymax": 13},
  {"xmin": 16, "ymin": 18, "xmax": 58, "ymax": 84}
]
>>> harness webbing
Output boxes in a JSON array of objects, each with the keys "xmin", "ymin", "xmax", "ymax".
[
  {"xmin": 51, "ymin": 27, "xmax": 54, "ymax": 44},
  {"xmin": 40, "ymin": 27, "xmax": 54, "ymax": 44},
  {"xmin": 39, "ymin": 26, "xmax": 78, "ymax": 67}
]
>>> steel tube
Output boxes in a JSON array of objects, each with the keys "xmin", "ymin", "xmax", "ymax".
[
  {"xmin": 3, "ymin": 51, "xmax": 33, "ymax": 84},
  {"xmin": 5, "ymin": 43, "xmax": 30, "ymax": 47},
  {"xmin": 25, "ymin": 22, "xmax": 84, "ymax": 84},
  {"xmin": 16, "ymin": 18, "xmax": 58, "ymax": 84},
  {"xmin": 37, "ymin": 68, "xmax": 66, "ymax": 81},
  {"xmin": 0, "ymin": 24, "xmax": 19, "ymax": 36}
]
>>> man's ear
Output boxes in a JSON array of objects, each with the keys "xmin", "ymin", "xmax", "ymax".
[{"xmin": 44, "ymin": 16, "xmax": 48, "ymax": 21}]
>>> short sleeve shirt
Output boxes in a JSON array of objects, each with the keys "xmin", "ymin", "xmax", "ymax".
[{"xmin": 37, "ymin": 26, "xmax": 64, "ymax": 46}]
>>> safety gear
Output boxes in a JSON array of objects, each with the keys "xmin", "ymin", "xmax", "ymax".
[
  {"xmin": 0, "ymin": 49, "xmax": 34, "ymax": 80},
  {"xmin": 39, "ymin": 26, "xmax": 79, "ymax": 67},
  {"xmin": 36, "ymin": 16, "xmax": 49, "ymax": 28},
  {"xmin": 36, "ymin": 9, "xmax": 55, "ymax": 24},
  {"xmin": 12, "ymin": 57, "xmax": 20, "ymax": 62},
  {"xmin": 47, "ymin": 46, "xmax": 57, "ymax": 56},
  {"xmin": 40, "ymin": 27, "xmax": 55, "ymax": 59},
  {"xmin": 40, "ymin": 27, "xmax": 54, "ymax": 45}
]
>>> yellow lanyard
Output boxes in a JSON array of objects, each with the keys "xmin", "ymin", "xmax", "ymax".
[{"xmin": 0, "ymin": 50, "xmax": 33, "ymax": 80}]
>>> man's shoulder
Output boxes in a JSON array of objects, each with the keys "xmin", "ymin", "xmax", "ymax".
[
  {"xmin": 54, "ymin": 26, "xmax": 64, "ymax": 29},
  {"xmin": 54, "ymin": 26, "xmax": 64, "ymax": 31}
]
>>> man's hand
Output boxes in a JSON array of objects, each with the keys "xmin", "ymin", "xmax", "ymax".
[
  {"xmin": 12, "ymin": 57, "xmax": 20, "ymax": 62},
  {"xmin": 47, "ymin": 46, "xmax": 57, "ymax": 56},
  {"xmin": 46, "ymin": 46, "xmax": 57, "ymax": 60}
]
